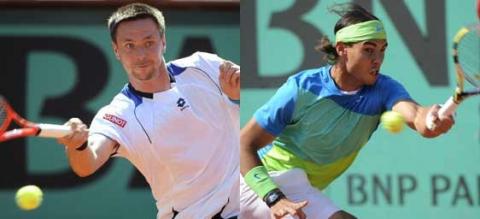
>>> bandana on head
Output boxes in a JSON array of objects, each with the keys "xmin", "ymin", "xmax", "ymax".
[{"xmin": 335, "ymin": 20, "xmax": 387, "ymax": 43}]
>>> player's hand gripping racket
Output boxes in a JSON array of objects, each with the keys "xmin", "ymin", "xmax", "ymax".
[
  {"xmin": 426, "ymin": 25, "xmax": 480, "ymax": 130},
  {"xmin": 0, "ymin": 96, "xmax": 72, "ymax": 142}
]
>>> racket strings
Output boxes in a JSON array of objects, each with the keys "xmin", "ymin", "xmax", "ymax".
[{"xmin": 457, "ymin": 29, "xmax": 480, "ymax": 88}]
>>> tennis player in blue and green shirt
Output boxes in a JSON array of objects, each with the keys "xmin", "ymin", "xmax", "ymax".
[{"xmin": 240, "ymin": 4, "xmax": 454, "ymax": 219}]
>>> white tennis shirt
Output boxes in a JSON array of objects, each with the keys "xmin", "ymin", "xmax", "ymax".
[{"xmin": 89, "ymin": 52, "xmax": 239, "ymax": 219}]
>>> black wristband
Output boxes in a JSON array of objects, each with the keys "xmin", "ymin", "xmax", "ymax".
[
  {"xmin": 75, "ymin": 142, "xmax": 88, "ymax": 151},
  {"xmin": 263, "ymin": 188, "xmax": 286, "ymax": 207}
]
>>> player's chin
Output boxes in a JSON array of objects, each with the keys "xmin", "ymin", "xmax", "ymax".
[
  {"xmin": 134, "ymin": 66, "xmax": 155, "ymax": 77},
  {"xmin": 133, "ymin": 71, "xmax": 155, "ymax": 81}
]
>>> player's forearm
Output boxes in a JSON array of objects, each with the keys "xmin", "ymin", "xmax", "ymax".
[
  {"xmin": 240, "ymin": 140, "xmax": 264, "ymax": 176},
  {"xmin": 65, "ymin": 143, "xmax": 102, "ymax": 177},
  {"xmin": 393, "ymin": 101, "xmax": 438, "ymax": 138},
  {"xmin": 240, "ymin": 126, "xmax": 265, "ymax": 175},
  {"xmin": 240, "ymin": 119, "xmax": 275, "ymax": 175},
  {"xmin": 413, "ymin": 106, "xmax": 439, "ymax": 138}
]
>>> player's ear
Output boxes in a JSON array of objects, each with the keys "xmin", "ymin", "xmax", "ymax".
[
  {"xmin": 336, "ymin": 42, "xmax": 347, "ymax": 57},
  {"xmin": 161, "ymin": 33, "xmax": 167, "ymax": 54},
  {"xmin": 112, "ymin": 41, "xmax": 120, "ymax": 60}
]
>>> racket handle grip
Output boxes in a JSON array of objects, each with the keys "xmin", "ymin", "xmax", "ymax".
[
  {"xmin": 426, "ymin": 97, "xmax": 458, "ymax": 130},
  {"xmin": 438, "ymin": 97, "xmax": 458, "ymax": 118},
  {"xmin": 37, "ymin": 124, "xmax": 73, "ymax": 138}
]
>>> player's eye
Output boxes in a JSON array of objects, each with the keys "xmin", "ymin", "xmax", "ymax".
[
  {"xmin": 125, "ymin": 43, "xmax": 134, "ymax": 49},
  {"xmin": 145, "ymin": 41, "xmax": 154, "ymax": 48},
  {"xmin": 364, "ymin": 48, "xmax": 374, "ymax": 55}
]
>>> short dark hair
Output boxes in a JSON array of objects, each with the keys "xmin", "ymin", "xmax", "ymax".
[
  {"xmin": 316, "ymin": 3, "xmax": 380, "ymax": 64},
  {"xmin": 108, "ymin": 3, "xmax": 165, "ymax": 42}
]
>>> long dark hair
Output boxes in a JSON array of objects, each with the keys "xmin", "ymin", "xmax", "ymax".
[{"xmin": 316, "ymin": 3, "xmax": 380, "ymax": 64}]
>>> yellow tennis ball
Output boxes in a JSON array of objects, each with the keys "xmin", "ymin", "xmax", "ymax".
[
  {"xmin": 15, "ymin": 185, "xmax": 43, "ymax": 211},
  {"xmin": 380, "ymin": 111, "xmax": 405, "ymax": 133}
]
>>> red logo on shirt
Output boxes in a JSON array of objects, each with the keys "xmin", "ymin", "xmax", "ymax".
[{"xmin": 103, "ymin": 114, "xmax": 127, "ymax": 128}]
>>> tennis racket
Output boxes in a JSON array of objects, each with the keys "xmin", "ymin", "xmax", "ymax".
[
  {"xmin": 426, "ymin": 24, "xmax": 480, "ymax": 129},
  {"xmin": 0, "ymin": 95, "xmax": 72, "ymax": 142}
]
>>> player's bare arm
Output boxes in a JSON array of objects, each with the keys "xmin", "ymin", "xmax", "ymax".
[
  {"xmin": 241, "ymin": 118, "xmax": 308, "ymax": 219},
  {"xmin": 392, "ymin": 101, "xmax": 454, "ymax": 138},
  {"xmin": 219, "ymin": 60, "xmax": 240, "ymax": 100},
  {"xmin": 58, "ymin": 118, "xmax": 118, "ymax": 177},
  {"xmin": 240, "ymin": 119, "xmax": 275, "ymax": 175}
]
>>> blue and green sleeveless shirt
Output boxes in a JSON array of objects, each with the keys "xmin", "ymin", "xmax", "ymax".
[{"xmin": 255, "ymin": 65, "xmax": 412, "ymax": 190}]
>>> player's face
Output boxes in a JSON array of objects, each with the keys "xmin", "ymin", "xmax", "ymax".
[
  {"xmin": 344, "ymin": 40, "xmax": 387, "ymax": 85},
  {"xmin": 112, "ymin": 18, "xmax": 166, "ymax": 82}
]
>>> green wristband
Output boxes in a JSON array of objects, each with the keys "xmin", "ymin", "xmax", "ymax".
[{"xmin": 244, "ymin": 166, "xmax": 278, "ymax": 199}]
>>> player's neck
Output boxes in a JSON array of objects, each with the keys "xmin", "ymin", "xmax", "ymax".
[
  {"xmin": 129, "ymin": 67, "xmax": 171, "ymax": 94},
  {"xmin": 331, "ymin": 64, "xmax": 362, "ymax": 92}
]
